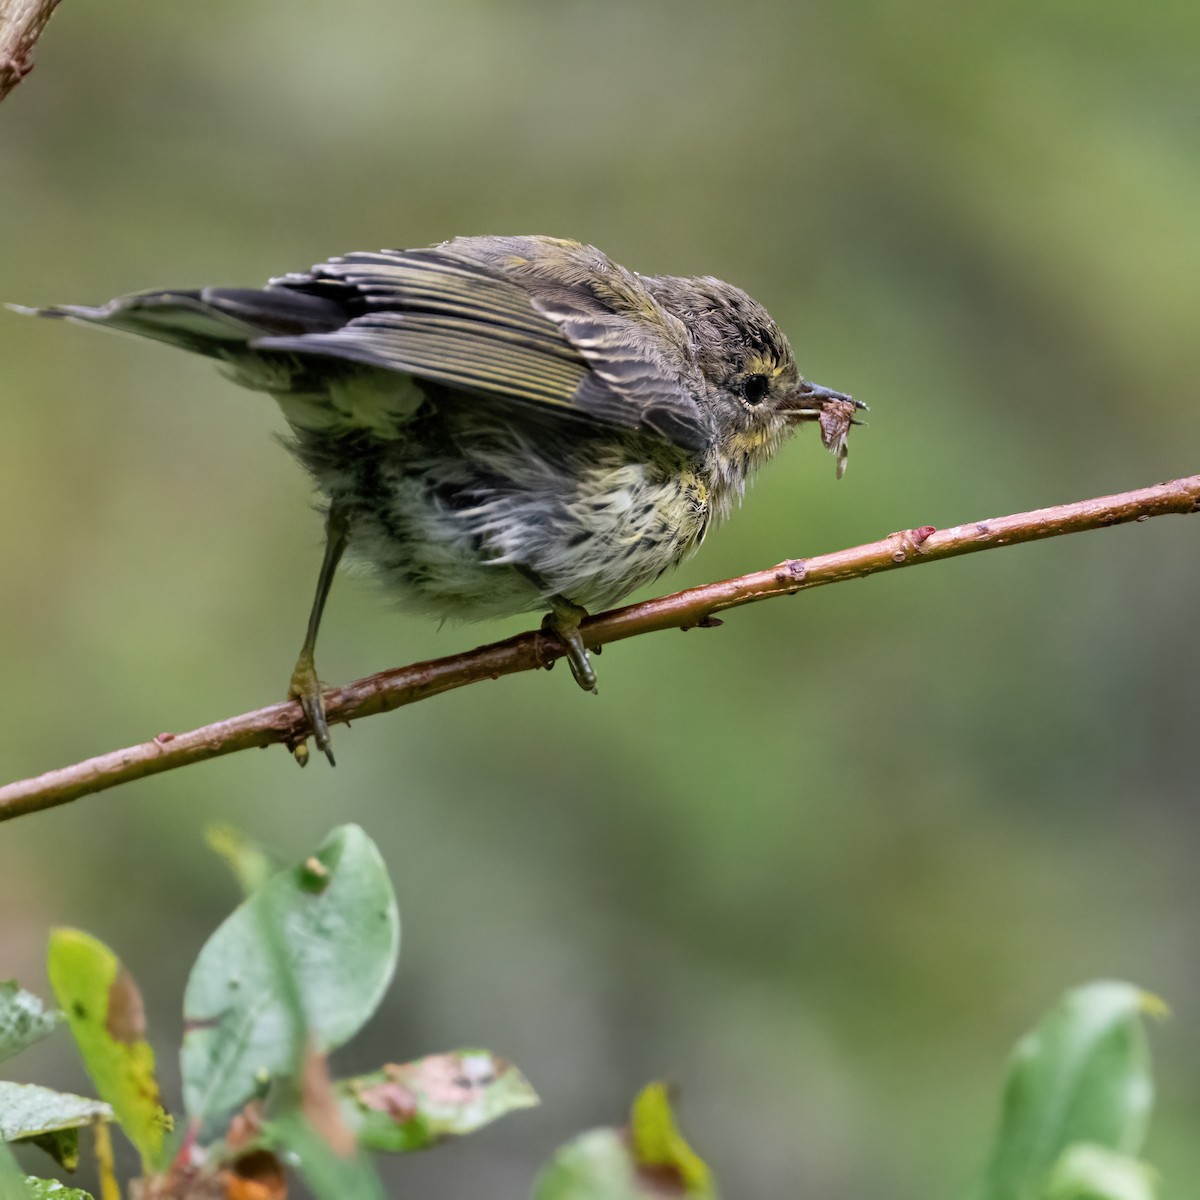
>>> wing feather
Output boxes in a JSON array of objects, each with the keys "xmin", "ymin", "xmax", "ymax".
[{"xmin": 256, "ymin": 242, "xmax": 712, "ymax": 453}]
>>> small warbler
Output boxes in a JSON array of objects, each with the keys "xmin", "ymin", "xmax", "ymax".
[{"xmin": 17, "ymin": 235, "xmax": 865, "ymax": 764}]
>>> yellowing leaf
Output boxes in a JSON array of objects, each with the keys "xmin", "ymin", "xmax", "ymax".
[
  {"xmin": 630, "ymin": 1083, "xmax": 713, "ymax": 1195},
  {"xmin": 46, "ymin": 930, "xmax": 170, "ymax": 1172},
  {"xmin": 532, "ymin": 1085, "xmax": 717, "ymax": 1200}
]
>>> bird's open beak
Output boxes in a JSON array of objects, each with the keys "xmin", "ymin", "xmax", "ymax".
[
  {"xmin": 781, "ymin": 380, "xmax": 868, "ymax": 480},
  {"xmin": 781, "ymin": 380, "xmax": 867, "ymax": 423}
]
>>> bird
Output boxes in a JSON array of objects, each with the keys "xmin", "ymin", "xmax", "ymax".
[{"xmin": 14, "ymin": 235, "xmax": 865, "ymax": 765}]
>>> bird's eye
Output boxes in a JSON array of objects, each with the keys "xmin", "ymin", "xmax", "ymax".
[{"xmin": 741, "ymin": 374, "xmax": 770, "ymax": 406}]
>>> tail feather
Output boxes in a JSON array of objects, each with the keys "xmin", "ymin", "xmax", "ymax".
[{"xmin": 9, "ymin": 286, "xmax": 348, "ymax": 358}]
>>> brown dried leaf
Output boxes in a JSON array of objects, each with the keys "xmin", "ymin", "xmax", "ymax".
[
  {"xmin": 105, "ymin": 967, "xmax": 148, "ymax": 1044},
  {"xmin": 355, "ymin": 1081, "xmax": 418, "ymax": 1123},
  {"xmin": 224, "ymin": 1149, "xmax": 287, "ymax": 1200}
]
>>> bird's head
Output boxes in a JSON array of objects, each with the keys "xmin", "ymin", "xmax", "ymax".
[{"xmin": 641, "ymin": 274, "xmax": 865, "ymax": 490}]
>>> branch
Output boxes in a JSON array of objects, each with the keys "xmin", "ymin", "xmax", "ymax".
[
  {"xmin": 2, "ymin": 474, "xmax": 1197, "ymax": 823},
  {"xmin": 0, "ymin": 0, "xmax": 63, "ymax": 101}
]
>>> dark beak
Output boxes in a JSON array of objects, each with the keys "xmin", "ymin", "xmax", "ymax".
[
  {"xmin": 782, "ymin": 380, "xmax": 868, "ymax": 424},
  {"xmin": 782, "ymin": 380, "xmax": 868, "ymax": 480}
]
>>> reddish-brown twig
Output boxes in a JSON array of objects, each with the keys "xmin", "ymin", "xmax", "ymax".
[
  {"xmin": 0, "ymin": 0, "xmax": 63, "ymax": 101},
  {"xmin": 1, "ymin": 474, "xmax": 1196, "ymax": 823}
]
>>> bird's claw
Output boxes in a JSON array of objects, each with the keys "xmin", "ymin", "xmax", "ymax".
[
  {"xmin": 288, "ymin": 653, "xmax": 336, "ymax": 766},
  {"xmin": 545, "ymin": 599, "xmax": 598, "ymax": 694}
]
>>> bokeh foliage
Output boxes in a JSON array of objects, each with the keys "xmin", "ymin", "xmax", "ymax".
[
  {"xmin": 1, "ymin": 2, "xmax": 1198, "ymax": 1197},
  {"xmin": 0, "ymin": 828, "xmax": 1171, "ymax": 1200}
]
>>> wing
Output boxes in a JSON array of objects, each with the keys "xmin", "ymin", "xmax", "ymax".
[{"xmin": 257, "ymin": 239, "xmax": 712, "ymax": 453}]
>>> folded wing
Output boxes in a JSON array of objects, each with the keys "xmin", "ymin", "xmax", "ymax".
[{"xmin": 260, "ymin": 242, "xmax": 712, "ymax": 453}]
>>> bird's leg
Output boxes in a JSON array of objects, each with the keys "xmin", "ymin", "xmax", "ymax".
[
  {"xmin": 544, "ymin": 594, "xmax": 599, "ymax": 694},
  {"xmin": 515, "ymin": 565, "xmax": 599, "ymax": 693},
  {"xmin": 288, "ymin": 505, "xmax": 350, "ymax": 767}
]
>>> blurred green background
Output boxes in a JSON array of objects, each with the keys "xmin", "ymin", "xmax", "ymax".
[{"xmin": 2, "ymin": 1, "xmax": 1198, "ymax": 1195}]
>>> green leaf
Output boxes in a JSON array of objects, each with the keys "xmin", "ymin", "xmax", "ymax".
[
  {"xmin": 45, "ymin": 931, "xmax": 170, "ymax": 1173},
  {"xmin": 339, "ymin": 1050, "xmax": 538, "ymax": 1153},
  {"xmin": 533, "ymin": 1083, "xmax": 716, "ymax": 1200},
  {"xmin": 1042, "ymin": 1144, "xmax": 1157, "ymax": 1200},
  {"xmin": 0, "ymin": 985, "xmax": 61, "ymax": 1064},
  {"xmin": 22, "ymin": 1134, "xmax": 77, "ymax": 1177},
  {"xmin": 206, "ymin": 825, "xmax": 276, "ymax": 895},
  {"xmin": 0, "ymin": 1083, "xmax": 110, "ymax": 1148},
  {"xmin": 0, "ymin": 1081, "xmax": 111, "ymax": 1171},
  {"xmin": 980, "ymin": 981, "xmax": 1161, "ymax": 1200},
  {"xmin": 181, "ymin": 825, "xmax": 400, "ymax": 1122},
  {"xmin": 21, "ymin": 1179, "xmax": 93, "ymax": 1200},
  {"xmin": 263, "ymin": 1111, "xmax": 385, "ymax": 1200},
  {"xmin": 533, "ymin": 1129, "xmax": 643, "ymax": 1200},
  {"xmin": 0, "ymin": 1140, "xmax": 32, "ymax": 1200}
]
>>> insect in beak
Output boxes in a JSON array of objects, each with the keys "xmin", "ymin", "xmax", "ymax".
[
  {"xmin": 780, "ymin": 382, "xmax": 868, "ymax": 480},
  {"xmin": 780, "ymin": 381, "xmax": 867, "ymax": 425}
]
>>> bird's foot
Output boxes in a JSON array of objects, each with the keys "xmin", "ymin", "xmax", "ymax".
[
  {"xmin": 543, "ymin": 597, "xmax": 598, "ymax": 694},
  {"xmin": 288, "ymin": 651, "xmax": 335, "ymax": 767}
]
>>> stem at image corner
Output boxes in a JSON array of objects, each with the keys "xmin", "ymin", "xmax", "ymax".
[
  {"xmin": 0, "ymin": 0, "xmax": 64, "ymax": 101},
  {"xmin": 0, "ymin": 474, "xmax": 1197, "ymax": 823}
]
